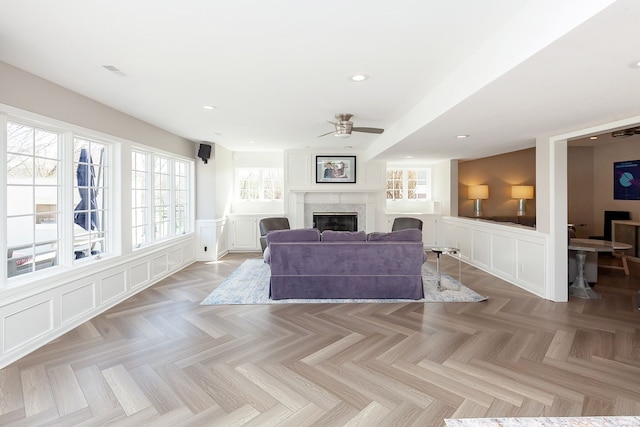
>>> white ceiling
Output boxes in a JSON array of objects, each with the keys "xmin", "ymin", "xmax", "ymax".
[{"xmin": 1, "ymin": 0, "xmax": 639, "ymax": 162}]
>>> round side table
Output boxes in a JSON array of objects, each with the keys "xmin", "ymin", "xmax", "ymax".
[{"xmin": 429, "ymin": 247, "xmax": 460, "ymax": 290}]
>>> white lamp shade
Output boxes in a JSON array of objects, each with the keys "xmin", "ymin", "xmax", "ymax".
[
  {"xmin": 511, "ymin": 185, "xmax": 534, "ymax": 199},
  {"xmin": 468, "ymin": 185, "xmax": 489, "ymax": 200}
]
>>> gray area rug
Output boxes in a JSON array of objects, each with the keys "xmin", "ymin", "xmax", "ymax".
[{"xmin": 201, "ymin": 259, "xmax": 487, "ymax": 305}]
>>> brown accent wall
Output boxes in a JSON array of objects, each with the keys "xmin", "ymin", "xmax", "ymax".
[
  {"xmin": 567, "ymin": 146, "xmax": 595, "ymax": 238},
  {"xmin": 458, "ymin": 148, "xmax": 536, "ymax": 218}
]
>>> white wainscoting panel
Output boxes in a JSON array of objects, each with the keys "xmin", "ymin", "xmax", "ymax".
[
  {"xmin": 152, "ymin": 254, "xmax": 169, "ymax": 278},
  {"xmin": 443, "ymin": 221, "xmax": 472, "ymax": 261},
  {"xmin": 516, "ymin": 239, "xmax": 546, "ymax": 294},
  {"xmin": 492, "ymin": 233, "xmax": 515, "ymax": 277},
  {"xmin": 130, "ymin": 261, "xmax": 150, "ymax": 289},
  {"xmin": 216, "ymin": 218, "xmax": 228, "ymax": 260},
  {"xmin": 443, "ymin": 217, "xmax": 547, "ymax": 298},
  {"xmin": 4, "ymin": 300, "xmax": 53, "ymax": 353},
  {"xmin": 182, "ymin": 243, "xmax": 195, "ymax": 264},
  {"xmin": 0, "ymin": 236, "xmax": 196, "ymax": 368},
  {"xmin": 61, "ymin": 282, "xmax": 96, "ymax": 324},
  {"xmin": 471, "ymin": 229, "xmax": 491, "ymax": 268},
  {"xmin": 168, "ymin": 249, "xmax": 182, "ymax": 271},
  {"xmin": 101, "ymin": 271, "xmax": 127, "ymax": 304}
]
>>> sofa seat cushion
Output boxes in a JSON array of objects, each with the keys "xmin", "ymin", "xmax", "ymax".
[{"xmin": 321, "ymin": 230, "xmax": 367, "ymax": 241}]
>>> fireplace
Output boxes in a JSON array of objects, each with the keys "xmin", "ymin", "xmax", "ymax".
[{"xmin": 313, "ymin": 212, "xmax": 358, "ymax": 232}]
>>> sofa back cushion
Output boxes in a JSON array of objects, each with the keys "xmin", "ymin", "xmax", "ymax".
[
  {"xmin": 266, "ymin": 228, "xmax": 320, "ymax": 244},
  {"xmin": 321, "ymin": 230, "xmax": 367, "ymax": 242},
  {"xmin": 264, "ymin": 228, "xmax": 321, "ymax": 264},
  {"xmin": 367, "ymin": 228, "xmax": 422, "ymax": 242}
]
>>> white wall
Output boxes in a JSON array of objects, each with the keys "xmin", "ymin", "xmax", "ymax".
[
  {"xmin": 231, "ymin": 151, "xmax": 284, "ymax": 214},
  {"xmin": 215, "ymin": 145, "xmax": 234, "ymax": 219},
  {"xmin": 0, "ymin": 61, "xmax": 194, "ymax": 158},
  {"xmin": 592, "ymin": 138, "xmax": 640, "ymax": 228}
]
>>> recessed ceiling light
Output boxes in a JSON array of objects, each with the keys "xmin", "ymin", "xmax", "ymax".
[
  {"xmin": 350, "ymin": 74, "xmax": 369, "ymax": 82},
  {"xmin": 456, "ymin": 134, "xmax": 470, "ymax": 139},
  {"xmin": 589, "ymin": 136, "xmax": 598, "ymax": 140},
  {"xmin": 629, "ymin": 60, "xmax": 640, "ymax": 69},
  {"xmin": 203, "ymin": 105, "xmax": 216, "ymax": 110},
  {"xmin": 248, "ymin": 140, "xmax": 256, "ymax": 144},
  {"xmin": 404, "ymin": 156, "xmax": 414, "ymax": 159},
  {"xmin": 344, "ymin": 145, "xmax": 353, "ymax": 149}
]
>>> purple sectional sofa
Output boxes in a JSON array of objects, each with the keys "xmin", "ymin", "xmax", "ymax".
[{"xmin": 264, "ymin": 228, "xmax": 426, "ymax": 300}]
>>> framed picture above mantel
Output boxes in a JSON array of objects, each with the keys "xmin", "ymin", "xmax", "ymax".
[{"xmin": 316, "ymin": 155, "xmax": 356, "ymax": 183}]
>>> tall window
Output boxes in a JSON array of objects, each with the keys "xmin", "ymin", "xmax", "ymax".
[
  {"xmin": 132, "ymin": 150, "xmax": 150, "ymax": 248},
  {"xmin": 174, "ymin": 160, "xmax": 188, "ymax": 235},
  {"xmin": 236, "ymin": 168, "xmax": 283, "ymax": 201},
  {"xmin": 6, "ymin": 121, "xmax": 60, "ymax": 277},
  {"xmin": 386, "ymin": 168, "xmax": 432, "ymax": 200},
  {"xmin": 387, "ymin": 170, "xmax": 403, "ymax": 200},
  {"xmin": 73, "ymin": 137, "xmax": 109, "ymax": 260},
  {"xmin": 132, "ymin": 150, "xmax": 192, "ymax": 248},
  {"xmin": 154, "ymin": 156, "xmax": 171, "ymax": 240}
]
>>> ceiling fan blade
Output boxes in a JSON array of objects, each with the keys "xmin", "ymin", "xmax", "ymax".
[
  {"xmin": 317, "ymin": 130, "xmax": 335, "ymax": 137},
  {"xmin": 352, "ymin": 127, "xmax": 384, "ymax": 134}
]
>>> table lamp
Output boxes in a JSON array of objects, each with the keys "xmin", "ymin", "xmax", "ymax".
[
  {"xmin": 468, "ymin": 185, "xmax": 489, "ymax": 217},
  {"xmin": 511, "ymin": 185, "xmax": 534, "ymax": 216}
]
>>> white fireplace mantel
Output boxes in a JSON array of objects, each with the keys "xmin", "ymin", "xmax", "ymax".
[
  {"xmin": 288, "ymin": 187, "xmax": 383, "ymax": 194},
  {"xmin": 288, "ymin": 188, "xmax": 384, "ymax": 231}
]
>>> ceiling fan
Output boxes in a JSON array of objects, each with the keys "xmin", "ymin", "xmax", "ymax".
[
  {"xmin": 318, "ymin": 113, "xmax": 384, "ymax": 138},
  {"xmin": 611, "ymin": 126, "xmax": 640, "ymax": 138}
]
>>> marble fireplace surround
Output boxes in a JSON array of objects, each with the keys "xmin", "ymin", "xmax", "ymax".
[{"xmin": 289, "ymin": 189, "xmax": 382, "ymax": 232}]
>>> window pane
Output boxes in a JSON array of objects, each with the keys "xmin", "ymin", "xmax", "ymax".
[
  {"xmin": 7, "ymin": 186, "xmax": 34, "ymax": 216},
  {"xmin": 35, "ymin": 129, "xmax": 58, "ymax": 159},
  {"xmin": 7, "ymin": 123, "xmax": 33, "ymax": 155},
  {"xmin": 7, "ymin": 154, "xmax": 33, "ymax": 180},
  {"xmin": 34, "ymin": 158, "xmax": 58, "ymax": 185},
  {"xmin": 73, "ymin": 137, "xmax": 108, "ymax": 260},
  {"xmin": 7, "ymin": 216, "xmax": 34, "ymax": 248},
  {"xmin": 6, "ymin": 121, "xmax": 61, "ymax": 278},
  {"xmin": 386, "ymin": 169, "xmax": 403, "ymax": 200}
]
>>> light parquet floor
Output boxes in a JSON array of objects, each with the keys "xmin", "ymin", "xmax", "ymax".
[{"xmin": 1, "ymin": 253, "xmax": 639, "ymax": 426}]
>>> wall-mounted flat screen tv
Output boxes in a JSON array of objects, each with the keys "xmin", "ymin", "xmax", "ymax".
[{"xmin": 614, "ymin": 160, "xmax": 640, "ymax": 200}]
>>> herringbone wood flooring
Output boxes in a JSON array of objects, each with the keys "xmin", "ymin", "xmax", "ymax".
[{"xmin": 1, "ymin": 253, "xmax": 639, "ymax": 426}]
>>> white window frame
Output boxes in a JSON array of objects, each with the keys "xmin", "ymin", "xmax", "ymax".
[
  {"xmin": 72, "ymin": 135, "xmax": 110, "ymax": 263},
  {"xmin": 132, "ymin": 148, "xmax": 193, "ymax": 249},
  {"xmin": 5, "ymin": 119, "xmax": 62, "ymax": 278},
  {"xmin": 131, "ymin": 150, "xmax": 151, "ymax": 248},
  {"xmin": 386, "ymin": 167, "xmax": 432, "ymax": 201},
  {"xmin": 235, "ymin": 167, "xmax": 284, "ymax": 201}
]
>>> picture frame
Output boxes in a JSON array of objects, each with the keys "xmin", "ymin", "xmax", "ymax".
[
  {"xmin": 316, "ymin": 155, "xmax": 356, "ymax": 183},
  {"xmin": 613, "ymin": 160, "xmax": 640, "ymax": 200}
]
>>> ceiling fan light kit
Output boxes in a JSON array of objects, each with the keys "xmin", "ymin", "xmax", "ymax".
[{"xmin": 319, "ymin": 113, "xmax": 384, "ymax": 138}]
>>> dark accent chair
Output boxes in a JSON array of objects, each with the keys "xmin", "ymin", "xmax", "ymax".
[
  {"xmin": 589, "ymin": 210, "xmax": 631, "ymax": 241},
  {"xmin": 259, "ymin": 217, "xmax": 290, "ymax": 253},
  {"xmin": 391, "ymin": 217, "xmax": 423, "ymax": 231}
]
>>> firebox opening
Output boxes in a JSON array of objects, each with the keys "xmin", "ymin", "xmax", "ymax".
[{"xmin": 312, "ymin": 212, "xmax": 358, "ymax": 232}]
